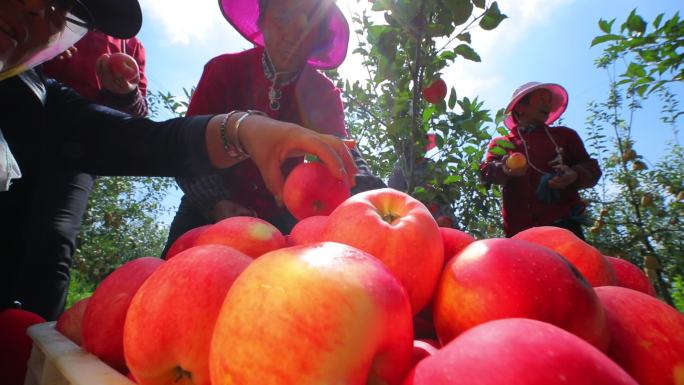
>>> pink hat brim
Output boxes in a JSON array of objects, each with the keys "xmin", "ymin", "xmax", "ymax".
[
  {"xmin": 219, "ymin": 0, "xmax": 349, "ymax": 70},
  {"xmin": 504, "ymin": 82, "xmax": 569, "ymax": 129}
]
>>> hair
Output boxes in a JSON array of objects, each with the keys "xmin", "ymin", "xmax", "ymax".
[{"xmin": 257, "ymin": 0, "xmax": 334, "ymax": 51}]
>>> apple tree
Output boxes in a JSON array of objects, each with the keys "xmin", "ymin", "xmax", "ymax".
[
  {"xmin": 582, "ymin": 72, "xmax": 683, "ymax": 308},
  {"xmin": 339, "ymin": 0, "xmax": 507, "ymax": 237}
]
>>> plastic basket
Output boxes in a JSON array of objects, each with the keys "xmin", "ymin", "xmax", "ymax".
[{"xmin": 24, "ymin": 322, "xmax": 134, "ymax": 385}]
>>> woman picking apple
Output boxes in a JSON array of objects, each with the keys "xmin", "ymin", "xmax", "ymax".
[
  {"xmin": 163, "ymin": 0, "xmax": 385, "ymax": 254},
  {"xmin": 479, "ymin": 82, "xmax": 602, "ymax": 239},
  {"xmin": 0, "ymin": 0, "xmax": 357, "ymax": 320}
]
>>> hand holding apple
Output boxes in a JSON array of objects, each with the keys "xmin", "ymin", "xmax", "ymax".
[
  {"xmin": 502, "ymin": 153, "xmax": 527, "ymax": 176},
  {"xmin": 96, "ymin": 52, "xmax": 139, "ymax": 95}
]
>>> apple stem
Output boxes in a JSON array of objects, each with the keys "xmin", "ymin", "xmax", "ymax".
[
  {"xmin": 380, "ymin": 212, "xmax": 401, "ymax": 224},
  {"xmin": 174, "ymin": 366, "xmax": 192, "ymax": 382}
]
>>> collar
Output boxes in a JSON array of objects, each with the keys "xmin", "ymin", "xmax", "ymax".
[{"xmin": 261, "ymin": 51, "xmax": 301, "ymax": 87}]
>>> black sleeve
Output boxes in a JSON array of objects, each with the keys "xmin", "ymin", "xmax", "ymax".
[{"xmin": 44, "ymin": 79, "xmax": 215, "ymax": 177}]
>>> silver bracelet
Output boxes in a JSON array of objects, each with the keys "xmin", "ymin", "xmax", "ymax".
[
  {"xmin": 231, "ymin": 110, "xmax": 267, "ymax": 157},
  {"xmin": 219, "ymin": 110, "xmax": 247, "ymax": 159}
]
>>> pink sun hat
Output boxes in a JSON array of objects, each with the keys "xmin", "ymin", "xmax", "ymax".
[
  {"xmin": 219, "ymin": 0, "xmax": 350, "ymax": 70},
  {"xmin": 504, "ymin": 82, "xmax": 569, "ymax": 129}
]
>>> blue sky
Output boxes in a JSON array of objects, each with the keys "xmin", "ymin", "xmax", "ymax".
[{"xmin": 135, "ymin": 0, "xmax": 682, "ymax": 218}]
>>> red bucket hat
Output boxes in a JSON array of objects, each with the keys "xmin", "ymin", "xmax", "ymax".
[
  {"xmin": 218, "ymin": 0, "xmax": 349, "ymax": 70},
  {"xmin": 504, "ymin": 82, "xmax": 569, "ymax": 129}
]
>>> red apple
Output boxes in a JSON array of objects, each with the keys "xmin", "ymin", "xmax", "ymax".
[
  {"xmin": 124, "ymin": 245, "xmax": 251, "ymax": 385},
  {"xmin": 439, "ymin": 227, "xmax": 475, "ymax": 265},
  {"xmin": 321, "ymin": 188, "xmax": 444, "ymax": 314},
  {"xmin": 513, "ymin": 226, "xmax": 617, "ymax": 286},
  {"xmin": 0, "ymin": 309, "xmax": 45, "ymax": 385},
  {"xmin": 505, "ymin": 152, "xmax": 527, "ymax": 170},
  {"xmin": 209, "ymin": 242, "xmax": 413, "ymax": 385},
  {"xmin": 82, "ymin": 257, "xmax": 163, "ymax": 372},
  {"xmin": 596, "ymin": 286, "xmax": 684, "ymax": 385},
  {"xmin": 194, "ymin": 216, "xmax": 286, "ymax": 258},
  {"xmin": 163, "ymin": 224, "xmax": 212, "ymax": 260},
  {"xmin": 403, "ymin": 318, "xmax": 639, "ymax": 385},
  {"xmin": 283, "ymin": 162, "xmax": 350, "ymax": 220},
  {"xmin": 106, "ymin": 52, "xmax": 139, "ymax": 81},
  {"xmin": 433, "ymin": 238, "xmax": 609, "ymax": 351},
  {"xmin": 289, "ymin": 215, "xmax": 328, "ymax": 245},
  {"xmin": 56, "ymin": 296, "xmax": 90, "ymax": 346},
  {"xmin": 605, "ymin": 256, "xmax": 656, "ymax": 296},
  {"xmin": 422, "ymin": 78, "xmax": 447, "ymax": 104}
]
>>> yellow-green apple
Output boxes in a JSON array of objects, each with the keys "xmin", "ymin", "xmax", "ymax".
[
  {"xmin": 321, "ymin": 188, "xmax": 444, "ymax": 314},
  {"xmin": 403, "ymin": 318, "xmax": 639, "ymax": 385},
  {"xmin": 596, "ymin": 286, "xmax": 684, "ymax": 385},
  {"xmin": 194, "ymin": 216, "xmax": 286, "ymax": 258},
  {"xmin": 82, "ymin": 257, "xmax": 163, "ymax": 372},
  {"xmin": 505, "ymin": 152, "xmax": 527, "ymax": 171},
  {"xmin": 289, "ymin": 215, "xmax": 328, "ymax": 246},
  {"xmin": 433, "ymin": 238, "xmax": 609, "ymax": 351},
  {"xmin": 209, "ymin": 242, "xmax": 414, "ymax": 385},
  {"xmin": 105, "ymin": 52, "xmax": 139, "ymax": 81},
  {"xmin": 163, "ymin": 224, "xmax": 212, "ymax": 260},
  {"xmin": 283, "ymin": 162, "xmax": 350, "ymax": 220},
  {"xmin": 422, "ymin": 79, "xmax": 447, "ymax": 104},
  {"xmin": 513, "ymin": 226, "xmax": 617, "ymax": 286},
  {"xmin": 124, "ymin": 245, "xmax": 251, "ymax": 385},
  {"xmin": 439, "ymin": 227, "xmax": 475, "ymax": 265},
  {"xmin": 605, "ymin": 256, "xmax": 656, "ymax": 296},
  {"xmin": 56, "ymin": 296, "xmax": 90, "ymax": 346},
  {"xmin": 0, "ymin": 309, "xmax": 45, "ymax": 385}
]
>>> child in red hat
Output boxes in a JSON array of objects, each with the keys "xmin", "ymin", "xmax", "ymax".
[{"xmin": 480, "ymin": 82, "xmax": 602, "ymax": 238}]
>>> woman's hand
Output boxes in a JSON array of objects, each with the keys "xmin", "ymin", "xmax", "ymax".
[
  {"xmin": 209, "ymin": 199, "xmax": 255, "ymax": 222},
  {"xmin": 206, "ymin": 114, "xmax": 357, "ymax": 204},
  {"xmin": 501, "ymin": 155, "xmax": 527, "ymax": 177},
  {"xmin": 548, "ymin": 165, "xmax": 578, "ymax": 189}
]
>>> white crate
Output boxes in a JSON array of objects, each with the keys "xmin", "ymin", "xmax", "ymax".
[{"xmin": 24, "ymin": 322, "xmax": 134, "ymax": 385}]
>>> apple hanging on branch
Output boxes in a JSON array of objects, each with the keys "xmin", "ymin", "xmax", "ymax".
[{"xmin": 422, "ymin": 78, "xmax": 448, "ymax": 104}]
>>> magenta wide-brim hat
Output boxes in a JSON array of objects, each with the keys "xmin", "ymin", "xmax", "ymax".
[
  {"xmin": 504, "ymin": 82, "xmax": 569, "ymax": 129},
  {"xmin": 219, "ymin": 0, "xmax": 349, "ymax": 70}
]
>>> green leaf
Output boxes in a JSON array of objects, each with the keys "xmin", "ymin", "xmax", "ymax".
[
  {"xmin": 495, "ymin": 139, "xmax": 515, "ymax": 149},
  {"xmin": 490, "ymin": 146, "xmax": 507, "ymax": 156},
  {"xmin": 444, "ymin": 0, "xmax": 473, "ymax": 27},
  {"xmin": 590, "ymin": 34, "xmax": 623, "ymax": 47},
  {"xmin": 472, "ymin": 0, "xmax": 485, "ymax": 9},
  {"xmin": 444, "ymin": 175, "xmax": 462, "ymax": 184},
  {"xmin": 448, "ymin": 88, "xmax": 457, "ymax": 110},
  {"xmin": 626, "ymin": 62, "xmax": 647, "ymax": 78},
  {"xmin": 457, "ymin": 32, "xmax": 472, "ymax": 43},
  {"xmin": 598, "ymin": 18, "xmax": 615, "ymax": 33},
  {"xmin": 624, "ymin": 11, "xmax": 646, "ymax": 34},
  {"xmin": 479, "ymin": 2, "xmax": 507, "ymax": 31},
  {"xmin": 454, "ymin": 44, "xmax": 482, "ymax": 62},
  {"xmin": 653, "ymin": 13, "xmax": 664, "ymax": 28}
]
